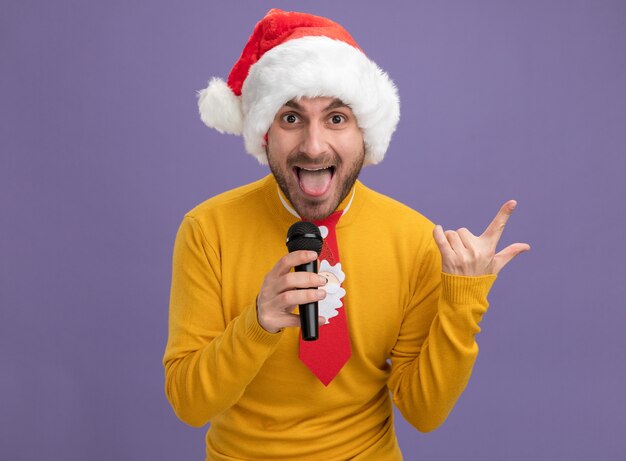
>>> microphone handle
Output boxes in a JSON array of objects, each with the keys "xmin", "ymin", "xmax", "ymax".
[{"xmin": 294, "ymin": 260, "xmax": 319, "ymax": 341}]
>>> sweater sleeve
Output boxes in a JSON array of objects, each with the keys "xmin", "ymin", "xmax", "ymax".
[
  {"xmin": 162, "ymin": 216, "xmax": 282, "ymax": 427},
  {"xmin": 387, "ymin": 236, "xmax": 496, "ymax": 432}
]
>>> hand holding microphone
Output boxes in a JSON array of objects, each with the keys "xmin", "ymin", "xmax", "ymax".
[
  {"xmin": 256, "ymin": 222, "xmax": 326, "ymax": 337},
  {"xmin": 285, "ymin": 222, "xmax": 324, "ymax": 341}
]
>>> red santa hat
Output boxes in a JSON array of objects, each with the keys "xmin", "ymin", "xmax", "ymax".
[{"xmin": 198, "ymin": 9, "xmax": 400, "ymax": 165}]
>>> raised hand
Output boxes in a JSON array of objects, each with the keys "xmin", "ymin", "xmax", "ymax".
[{"xmin": 433, "ymin": 200, "xmax": 530, "ymax": 276}]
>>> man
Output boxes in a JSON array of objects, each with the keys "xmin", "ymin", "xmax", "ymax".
[{"xmin": 163, "ymin": 9, "xmax": 529, "ymax": 460}]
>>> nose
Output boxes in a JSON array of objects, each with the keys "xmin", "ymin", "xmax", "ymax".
[{"xmin": 300, "ymin": 121, "xmax": 329, "ymax": 159}]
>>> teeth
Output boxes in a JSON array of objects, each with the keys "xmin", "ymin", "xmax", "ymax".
[{"xmin": 299, "ymin": 166, "xmax": 332, "ymax": 171}]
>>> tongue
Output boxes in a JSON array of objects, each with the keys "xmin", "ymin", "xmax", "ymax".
[{"xmin": 298, "ymin": 168, "xmax": 332, "ymax": 197}]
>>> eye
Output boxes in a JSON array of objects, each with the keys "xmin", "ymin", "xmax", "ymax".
[
  {"xmin": 329, "ymin": 114, "xmax": 346, "ymax": 125},
  {"xmin": 282, "ymin": 113, "xmax": 299, "ymax": 124}
]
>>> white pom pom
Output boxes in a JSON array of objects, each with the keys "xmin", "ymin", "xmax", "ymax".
[{"xmin": 197, "ymin": 77, "xmax": 243, "ymax": 135}]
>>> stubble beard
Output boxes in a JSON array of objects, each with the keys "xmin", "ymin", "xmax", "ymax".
[{"xmin": 267, "ymin": 149, "xmax": 365, "ymax": 221}]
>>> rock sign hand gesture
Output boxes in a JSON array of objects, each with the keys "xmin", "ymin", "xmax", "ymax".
[{"xmin": 433, "ymin": 200, "xmax": 530, "ymax": 276}]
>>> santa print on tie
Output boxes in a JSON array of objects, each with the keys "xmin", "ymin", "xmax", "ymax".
[{"xmin": 299, "ymin": 210, "xmax": 352, "ymax": 386}]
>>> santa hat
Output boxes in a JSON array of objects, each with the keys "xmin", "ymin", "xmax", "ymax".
[{"xmin": 198, "ymin": 9, "xmax": 400, "ymax": 165}]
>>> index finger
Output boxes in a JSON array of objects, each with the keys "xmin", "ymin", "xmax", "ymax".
[
  {"xmin": 269, "ymin": 250, "xmax": 319, "ymax": 277},
  {"xmin": 481, "ymin": 200, "xmax": 518, "ymax": 242}
]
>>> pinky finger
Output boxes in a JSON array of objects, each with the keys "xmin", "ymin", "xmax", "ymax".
[
  {"xmin": 433, "ymin": 225, "xmax": 455, "ymax": 259},
  {"xmin": 280, "ymin": 313, "xmax": 303, "ymax": 329}
]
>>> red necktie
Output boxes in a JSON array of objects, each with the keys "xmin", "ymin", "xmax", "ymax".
[{"xmin": 299, "ymin": 211, "xmax": 352, "ymax": 386}]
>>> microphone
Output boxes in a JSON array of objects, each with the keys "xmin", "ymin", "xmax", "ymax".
[{"xmin": 286, "ymin": 221, "xmax": 323, "ymax": 341}]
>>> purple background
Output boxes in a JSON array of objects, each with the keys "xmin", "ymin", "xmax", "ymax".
[{"xmin": 2, "ymin": 1, "xmax": 625, "ymax": 459}]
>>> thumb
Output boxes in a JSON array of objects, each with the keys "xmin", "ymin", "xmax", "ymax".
[{"xmin": 493, "ymin": 243, "xmax": 531, "ymax": 274}]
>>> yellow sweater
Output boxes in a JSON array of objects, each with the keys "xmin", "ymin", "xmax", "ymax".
[{"xmin": 163, "ymin": 175, "xmax": 495, "ymax": 460}]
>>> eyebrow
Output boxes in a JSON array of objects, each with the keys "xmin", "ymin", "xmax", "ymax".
[{"xmin": 283, "ymin": 98, "xmax": 349, "ymax": 112}]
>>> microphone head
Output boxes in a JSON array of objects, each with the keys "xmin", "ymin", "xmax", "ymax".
[{"xmin": 286, "ymin": 221, "xmax": 323, "ymax": 254}]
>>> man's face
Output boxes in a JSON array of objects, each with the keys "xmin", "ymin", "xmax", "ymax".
[{"xmin": 266, "ymin": 97, "xmax": 365, "ymax": 221}]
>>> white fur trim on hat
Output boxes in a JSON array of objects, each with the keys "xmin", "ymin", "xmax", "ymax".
[
  {"xmin": 241, "ymin": 36, "xmax": 400, "ymax": 165},
  {"xmin": 198, "ymin": 77, "xmax": 243, "ymax": 135}
]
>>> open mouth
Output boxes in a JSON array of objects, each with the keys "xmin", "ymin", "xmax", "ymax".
[{"xmin": 294, "ymin": 166, "xmax": 335, "ymax": 197}]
